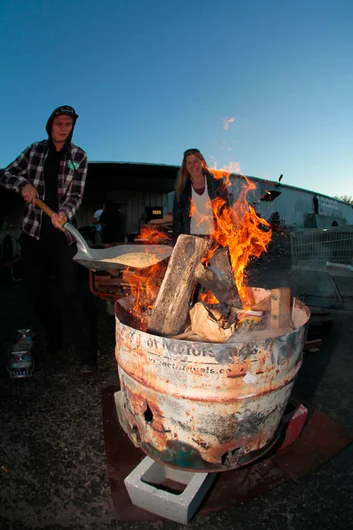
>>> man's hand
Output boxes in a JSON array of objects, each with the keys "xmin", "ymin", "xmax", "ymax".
[
  {"xmin": 21, "ymin": 183, "xmax": 39, "ymax": 205},
  {"xmin": 51, "ymin": 212, "xmax": 67, "ymax": 232}
]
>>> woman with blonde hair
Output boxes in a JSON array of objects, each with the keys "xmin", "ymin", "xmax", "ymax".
[{"xmin": 172, "ymin": 148, "xmax": 230, "ymax": 244}]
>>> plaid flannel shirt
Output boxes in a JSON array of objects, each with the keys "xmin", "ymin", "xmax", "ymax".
[{"xmin": 0, "ymin": 140, "xmax": 88, "ymax": 242}]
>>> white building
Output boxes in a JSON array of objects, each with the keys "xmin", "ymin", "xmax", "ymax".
[
  {"xmin": 168, "ymin": 173, "xmax": 353, "ymax": 230},
  {"xmin": 234, "ymin": 175, "xmax": 353, "ymax": 229}
]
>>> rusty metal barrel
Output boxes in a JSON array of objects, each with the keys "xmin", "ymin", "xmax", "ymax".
[{"xmin": 115, "ymin": 287, "xmax": 310, "ymax": 472}]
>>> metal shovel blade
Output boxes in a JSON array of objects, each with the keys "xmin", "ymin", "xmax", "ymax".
[
  {"xmin": 72, "ymin": 244, "xmax": 173, "ymax": 271},
  {"xmin": 33, "ymin": 198, "xmax": 172, "ymax": 271},
  {"xmin": 63, "ymin": 223, "xmax": 93, "ymax": 258}
]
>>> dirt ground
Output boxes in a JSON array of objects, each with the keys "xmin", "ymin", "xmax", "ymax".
[{"xmin": 1, "ymin": 235, "xmax": 353, "ymax": 530}]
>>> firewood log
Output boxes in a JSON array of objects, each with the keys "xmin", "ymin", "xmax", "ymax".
[
  {"xmin": 147, "ymin": 235, "xmax": 212, "ymax": 336},
  {"xmin": 194, "ymin": 247, "xmax": 242, "ymax": 307},
  {"xmin": 270, "ymin": 288, "xmax": 292, "ymax": 329}
]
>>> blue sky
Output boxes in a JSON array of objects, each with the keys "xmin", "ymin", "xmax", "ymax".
[{"xmin": 1, "ymin": 0, "xmax": 352, "ymax": 198}]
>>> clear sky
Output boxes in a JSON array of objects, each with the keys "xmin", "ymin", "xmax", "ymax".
[{"xmin": 1, "ymin": 0, "xmax": 352, "ymax": 198}]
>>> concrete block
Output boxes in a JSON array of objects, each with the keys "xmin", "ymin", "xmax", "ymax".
[{"xmin": 124, "ymin": 455, "xmax": 217, "ymax": 524}]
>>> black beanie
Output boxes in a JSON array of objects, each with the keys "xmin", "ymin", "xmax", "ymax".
[{"xmin": 45, "ymin": 105, "xmax": 79, "ymax": 137}]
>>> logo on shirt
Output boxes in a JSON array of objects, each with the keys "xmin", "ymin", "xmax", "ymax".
[{"xmin": 68, "ymin": 161, "xmax": 80, "ymax": 170}]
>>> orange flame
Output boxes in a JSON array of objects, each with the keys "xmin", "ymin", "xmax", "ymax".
[
  {"xmin": 122, "ymin": 171, "xmax": 272, "ymax": 318},
  {"xmin": 209, "ymin": 172, "xmax": 272, "ymax": 305},
  {"xmin": 122, "ymin": 264, "xmax": 163, "ymax": 322},
  {"xmin": 122, "ymin": 225, "xmax": 170, "ymax": 322},
  {"xmin": 199, "ymin": 291, "xmax": 219, "ymax": 304},
  {"xmin": 136, "ymin": 225, "xmax": 169, "ymax": 243}
]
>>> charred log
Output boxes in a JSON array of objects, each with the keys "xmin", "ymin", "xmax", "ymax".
[{"xmin": 195, "ymin": 247, "xmax": 242, "ymax": 307}]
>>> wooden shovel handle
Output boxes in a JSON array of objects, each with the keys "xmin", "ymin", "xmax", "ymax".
[{"xmin": 35, "ymin": 198, "xmax": 66, "ymax": 228}]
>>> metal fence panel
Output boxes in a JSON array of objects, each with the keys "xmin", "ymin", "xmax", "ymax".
[{"xmin": 290, "ymin": 226, "xmax": 353, "ymax": 271}]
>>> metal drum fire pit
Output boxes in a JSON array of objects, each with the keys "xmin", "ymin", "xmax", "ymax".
[{"xmin": 115, "ymin": 287, "xmax": 310, "ymax": 472}]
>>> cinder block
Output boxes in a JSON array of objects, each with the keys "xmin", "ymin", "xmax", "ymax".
[{"xmin": 124, "ymin": 456, "xmax": 217, "ymax": 524}]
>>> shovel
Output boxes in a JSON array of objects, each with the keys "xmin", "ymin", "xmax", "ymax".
[
  {"xmin": 35, "ymin": 199, "xmax": 172, "ymax": 271},
  {"xmin": 35, "ymin": 198, "xmax": 93, "ymax": 258}
]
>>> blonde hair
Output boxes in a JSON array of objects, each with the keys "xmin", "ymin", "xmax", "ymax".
[{"xmin": 175, "ymin": 148, "xmax": 208, "ymax": 199}]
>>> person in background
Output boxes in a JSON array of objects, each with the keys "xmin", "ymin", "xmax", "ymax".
[
  {"xmin": 100, "ymin": 200, "xmax": 125, "ymax": 243},
  {"xmin": 172, "ymin": 148, "xmax": 230, "ymax": 245},
  {"xmin": 92, "ymin": 203, "xmax": 104, "ymax": 243},
  {"xmin": 0, "ymin": 105, "xmax": 98, "ymax": 374}
]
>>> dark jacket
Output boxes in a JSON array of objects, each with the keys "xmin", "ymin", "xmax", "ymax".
[
  {"xmin": 100, "ymin": 203, "xmax": 125, "ymax": 243},
  {"xmin": 172, "ymin": 170, "xmax": 230, "ymax": 245}
]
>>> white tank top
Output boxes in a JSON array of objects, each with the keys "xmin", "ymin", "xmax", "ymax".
[{"xmin": 190, "ymin": 179, "xmax": 214, "ymax": 235}]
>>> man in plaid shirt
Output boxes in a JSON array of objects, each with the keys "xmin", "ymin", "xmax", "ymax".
[{"xmin": 0, "ymin": 106, "xmax": 97, "ymax": 374}]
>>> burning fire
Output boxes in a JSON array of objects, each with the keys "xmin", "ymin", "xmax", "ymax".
[
  {"xmin": 206, "ymin": 170, "xmax": 272, "ymax": 306},
  {"xmin": 136, "ymin": 226, "xmax": 169, "ymax": 244},
  {"xmin": 122, "ymin": 173, "xmax": 272, "ymax": 319},
  {"xmin": 190, "ymin": 169, "xmax": 272, "ymax": 308},
  {"xmin": 122, "ymin": 225, "xmax": 169, "ymax": 323},
  {"xmin": 188, "ymin": 165, "xmax": 272, "ymax": 305},
  {"xmin": 199, "ymin": 291, "xmax": 219, "ymax": 304}
]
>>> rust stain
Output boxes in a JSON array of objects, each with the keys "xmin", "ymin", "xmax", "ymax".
[
  {"xmin": 191, "ymin": 437, "xmax": 210, "ymax": 450},
  {"xmin": 115, "ymin": 289, "xmax": 310, "ymax": 471}
]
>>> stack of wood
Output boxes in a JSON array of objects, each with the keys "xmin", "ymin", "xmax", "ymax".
[{"xmin": 144, "ymin": 234, "xmax": 296, "ymax": 342}]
